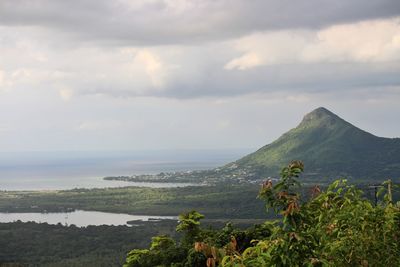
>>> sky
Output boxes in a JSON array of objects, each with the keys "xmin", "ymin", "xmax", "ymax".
[{"xmin": 0, "ymin": 0, "xmax": 400, "ymax": 152}]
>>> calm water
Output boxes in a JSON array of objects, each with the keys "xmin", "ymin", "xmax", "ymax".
[
  {"xmin": 0, "ymin": 149, "xmax": 250, "ymax": 190},
  {"xmin": 0, "ymin": 210, "xmax": 176, "ymax": 227},
  {"xmin": 0, "ymin": 177, "xmax": 198, "ymax": 191},
  {"xmin": 0, "ymin": 150, "xmax": 251, "ymax": 226}
]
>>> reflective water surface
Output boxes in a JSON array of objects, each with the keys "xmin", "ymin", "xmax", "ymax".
[{"xmin": 0, "ymin": 210, "xmax": 177, "ymax": 227}]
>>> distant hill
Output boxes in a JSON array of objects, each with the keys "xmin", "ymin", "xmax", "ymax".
[{"xmin": 225, "ymin": 107, "xmax": 400, "ymax": 182}]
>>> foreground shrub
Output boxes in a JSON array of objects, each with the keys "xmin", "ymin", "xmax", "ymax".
[{"xmin": 124, "ymin": 161, "xmax": 400, "ymax": 267}]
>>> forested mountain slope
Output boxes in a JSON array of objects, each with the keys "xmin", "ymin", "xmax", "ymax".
[{"xmin": 228, "ymin": 107, "xmax": 400, "ymax": 182}]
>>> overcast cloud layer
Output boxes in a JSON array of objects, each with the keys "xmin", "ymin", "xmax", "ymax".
[{"xmin": 0, "ymin": 0, "xmax": 400, "ymax": 151}]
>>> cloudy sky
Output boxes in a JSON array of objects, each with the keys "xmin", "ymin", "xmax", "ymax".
[{"xmin": 0, "ymin": 0, "xmax": 400, "ymax": 152}]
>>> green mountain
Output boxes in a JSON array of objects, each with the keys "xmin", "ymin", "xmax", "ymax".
[{"xmin": 227, "ymin": 107, "xmax": 400, "ymax": 182}]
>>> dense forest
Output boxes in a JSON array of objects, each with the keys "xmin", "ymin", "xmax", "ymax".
[
  {"xmin": 124, "ymin": 161, "xmax": 400, "ymax": 266},
  {"xmin": 0, "ymin": 185, "xmax": 267, "ymax": 219},
  {"xmin": 0, "ymin": 220, "xmax": 178, "ymax": 266}
]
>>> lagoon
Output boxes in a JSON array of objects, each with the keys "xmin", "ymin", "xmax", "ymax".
[{"xmin": 0, "ymin": 210, "xmax": 177, "ymax": 227}]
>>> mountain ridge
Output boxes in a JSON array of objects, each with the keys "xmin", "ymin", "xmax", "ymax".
[{"xmin": 226, "ymin": 107, "xmax": 400, "ymax": 182}]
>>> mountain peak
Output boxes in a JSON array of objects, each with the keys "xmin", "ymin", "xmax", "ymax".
[
  {"xmin": 300, "ymin": 107, "xmax": 344, "ymax": 128},
  {"xmin": 304, "ymin": 107, "xmax": 336, "ymax": 119},
  {"xmin": 233, "ymin": 107, "xmax": 400, "ymax": 182},
  {"xmin": 310, "ymin": 107, "xmax": 333, "ymax": 115}
]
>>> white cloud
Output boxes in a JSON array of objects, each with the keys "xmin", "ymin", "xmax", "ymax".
[
  {"xmin": 226, "ymin": 17, "xmax": 400, "ymax": 70},
  {"xmin": 7, "ymin": 68, "xmax": 68, "ymax": 87},
  {"xmin": 303, "ymin": 18, "xmax": 400, "ymax": 63},
  {"xmin": 0, "ymin": 13, "xmax": 399, "ymax": 100},
  {"xmin": 1, "ymin": 1, "xmax": 400, "ymax": 152},
  {"xmin": 134, "ymin": 50, "xmax": 165, "ymax": 88},
  {"xmin": 59, "ymin": 87, "xmax": 74, "ymax": 101},
  {"xmin": 225, "ymin": 52, "xmax": 262, "ymax": 70},
  {"xmin": 0, "ymin": 70, "xmax": 4, "ymax": 88}
]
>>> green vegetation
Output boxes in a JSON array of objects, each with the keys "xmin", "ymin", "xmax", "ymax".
[
  {"xmin": 124, "ymin": 161, "xmax": 400, "ymax": 266},
  {"xmin": 0, "ymin": 220, "xmax": 178, "ymax": 266},
  {"xmin": 103, "ymin": 167, "xmax": 257, "ymax": 185},
  {"xmin": 0, "ymin": 185, "xmax": 267, "ymax": 219},
  {"xmin": 3, "ymin": 107, "xmax": 400, "ymax": 266},
  {"xmin": 105, "ymin": 107, "xmax": 400, "ymax": 185},
  {"xmin": 1, "ymin": 161, "xmax": 399, "ymax": 266},
  {"xmin": 231, "ymin": 107, "xmax": 400, "ymax": 182}
]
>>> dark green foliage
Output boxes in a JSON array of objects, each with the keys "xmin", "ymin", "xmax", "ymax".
[
  {"xmin": 0, "ymin": 220, "xmax": 177, "ymax": 267},
  {"xmin": 125, "ymin": 161, "xmax": 400, "ymax": 267},
  {"xmin": 185, "ymin": 250, "xmax": 207, "ymax": 267},
  {"xmin": 124, "ymin": 236, "xmax": 187, "ymax": 267},
  {"xmin": 223, "ymin": 162, "xmax": 400, "ymax": 266},
  {"xmin": 0, "ymin": 185, "xmax": 266, "ymax": 219},
  {"xmin": 123, "ymin": 210, "xmax": 273, "ymax": 266},
  {"xmin": 176, "ymin": 211, "xmax": 205, "ymax": 246}
]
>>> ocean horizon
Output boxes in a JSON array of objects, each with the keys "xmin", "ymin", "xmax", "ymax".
[{"xmin": 0, "ymin": 149, "xmax": 252, "ymax": 191}]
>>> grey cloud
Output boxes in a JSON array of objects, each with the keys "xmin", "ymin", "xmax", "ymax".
[
  {"xmin": 1, "ymin": 0, "xmax": 399, "ymax": 45},
  {"xmin": 78, "ymin": 61, "xmax": 400, "ymax": 99},
  {"xmin": 175, "ymin": 63, "xmax": 400, "ymax": 98}
]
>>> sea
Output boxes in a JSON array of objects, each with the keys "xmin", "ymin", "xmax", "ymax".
[
  {"xmin": 0, "ymin": 149, "xmax": 250, "ymax": 226},
  {"xmin": 0, "ymin": 149, "xmax": 250, "ymax": 191}
]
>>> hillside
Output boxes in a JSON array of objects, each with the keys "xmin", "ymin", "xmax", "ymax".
[{"xmin": 226, "ymin": 107, "xmax": 400, "ymax": 182}]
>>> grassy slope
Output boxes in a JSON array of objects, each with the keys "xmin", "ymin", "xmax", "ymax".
[{"xmin": 233, "ymin": 107, "xmax": 400, "ymax": 181}]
